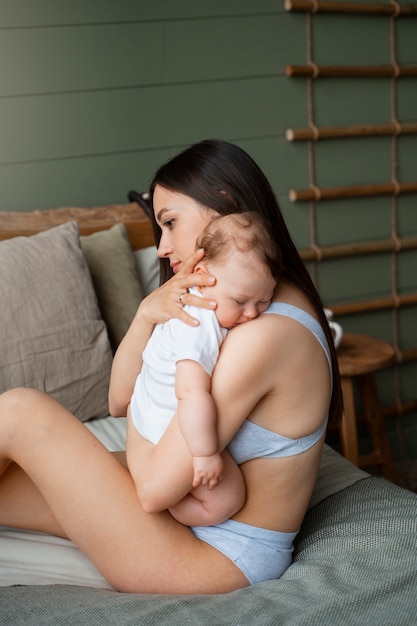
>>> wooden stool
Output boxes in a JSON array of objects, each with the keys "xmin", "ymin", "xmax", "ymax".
[{"xmin": 336, "ymin": 333, "xmax": 398, "ymax": 483}]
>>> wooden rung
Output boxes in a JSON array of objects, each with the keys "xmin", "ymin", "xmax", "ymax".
[
  {"xmin": 329, "ymin": 296, "xmax": 417, "ymax": 318},
  {"xmin": 286, "ymin": 121, "xmax": 417, "ymax": 141},
  {"xmin": 284, "ymin": 0, "xmax": 417, "ymax": 16},
  {"xmin": 400, "ymin": 348, "xmax": 417, "ymax": 363},
  {"xmin": 289, "ymin": 181, "xmax": 417, "ymax": 202},
  {"xmin": 285, "ymin": 64, "xmax": 417, "ymax": 78},
  {"xmin": 298, "ymin": 235, "xmax": 417, "ymax": 261},
  {"xmin": 328, "ymin": 399, "xmax": 417, "ymax": 430},
  {"xmin": 383, "ymin": 399, "xmax": 417, "ymax": 418}
]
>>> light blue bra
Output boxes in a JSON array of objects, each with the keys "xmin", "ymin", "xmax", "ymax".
[{"xmin": 227, "ymin": 303, "xmax": 332, "ymax": 465}]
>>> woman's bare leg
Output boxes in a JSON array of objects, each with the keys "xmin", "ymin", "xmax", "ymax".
[
  {"xmin": 0, "ymin": 462, "xmax": 65, "ymax": 536},
  {"xmin": 0, "ymin": 388, "xmax": 248, "ymax": 594}
]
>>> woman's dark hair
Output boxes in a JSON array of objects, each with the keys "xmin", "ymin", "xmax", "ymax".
[{"xmin": 149, "ymin": 139, "xmax": 342, "ymax": 424}]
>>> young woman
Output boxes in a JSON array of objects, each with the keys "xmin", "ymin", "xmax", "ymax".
[
  {"xmin": 127, "ymin": 212, "xmax": 278, "ymax": 527},
  {"xmin": 0, "ymin": 139, "xmax": 342, "ymax": 594}
]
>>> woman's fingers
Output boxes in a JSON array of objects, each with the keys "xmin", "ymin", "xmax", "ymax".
[
  {"xmin": 137, "ymin": 248, "xmax": 217, "ymax": 326},
  {"xmin": 179, "ymin": 290, "xmax": 217, "ymax": 311},
  {"xmin": 174, "ymin": 296, "xmax": 216, "ymax": 327}
]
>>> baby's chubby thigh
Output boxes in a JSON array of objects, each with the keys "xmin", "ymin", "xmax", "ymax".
[{"xmin": 192, "ymin": 450, "xmax": 246, "ymax": 523}]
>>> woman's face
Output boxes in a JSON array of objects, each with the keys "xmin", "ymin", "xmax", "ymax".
[{"xmin": 153, "ymin": 184, "xmax": 217, "ymax": 274}]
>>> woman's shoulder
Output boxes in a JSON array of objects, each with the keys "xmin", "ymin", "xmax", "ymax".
[
  {"xmin": 222, "ymin": 293, "xmax": 326, "ymax": 367},
  {"xmin": 220, "ymin": 307, "xmax": 298, "ymax": 362}
]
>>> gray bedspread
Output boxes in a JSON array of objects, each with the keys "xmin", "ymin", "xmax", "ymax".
[{"xmin": 1, "ymin": 476, "xmax": 416, "ymax": 625}]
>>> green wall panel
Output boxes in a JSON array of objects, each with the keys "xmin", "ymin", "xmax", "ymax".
[
  {"xmin": 398, "ymin": 249, "xmax": 417, "ymax": 292},
  {"xmin": 317, "ymin": 254, "xmax": 393, "ymax": 303},
  {"xmin": 280, "ymin": 196, "xmax": 312, "ymax": 249},
  {"xmin": 313, "ymin": 78, "xmax": 392, "ymax": 126},
  {"xmin": 316, "ymin": 196, "xmax": 392, "ymax": 246},
  {"xmin": 400, "ymin": 369, "xmax": 417, "ymax": 434},
  {"xmin": 164, "ymin": 15, "xmax": 299, "ymax": 81},
  {"xmin": 0, "ymin": 14, "xmax": 297, "ymax": 98},
  {"xmin": 398, "ymin": 136, "xmax": 417, "ymax": 180},
  {"xmin": 0, "ymin": 150, "xmax": 165, "ymax": 211},
  {"xmin": 237, "ymin": 136, "xmax": 309, "ymax": 195},
  {"xmin": 313, "ymin": 15, "xmax": 390, "ymax": 65},
  {"xmin": 267, "ymin": 139, "xmax": 310, "ymax": 191},
  {"xmin": 398, "ymin": 196, "xmax": 417, "ymax": 236},
  {"xmin": 401, "ymin": 363, "xmax": 417, "ymax": 404},
  {"xmin": 397, "ymin": 79, "xmax": 417, "ymax": 120},
  {"xmin": 397, "ymin": 17, "xmax": 417, "ymax": 63},
  {"xmin": 0, "ymin": 1, "xmax": 281, "ymax": 27},
  {"xmin": 314, "ymin": 136, "xmax": 392, "ymax": 187},
  {"xmin": 399, "ymin": 307, "xmax": 417, "ymax": 349},
  {"xmin": 0, "ymin": 77, "xmax": 285, "ymax": 163},
  {"xmin": 0, "ymin": 23, "xmax": 165, "ymax": 97},
  {"xmin": 338, "ymin": 310, "xmax": 394, "ymax": 340}
]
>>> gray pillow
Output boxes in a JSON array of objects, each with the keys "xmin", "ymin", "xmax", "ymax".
[
  {"xmin": 0, "ymin": 221, "xmax": 113, "ymax": 422},
  {"xmin": 80, "ymin": 223, "xmax": 143, "ymax": 351}
]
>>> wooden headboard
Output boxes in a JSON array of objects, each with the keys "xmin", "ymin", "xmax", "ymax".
[{"xmin": 0, "ymin": 203, "xmax": 155, "ymax": 251}]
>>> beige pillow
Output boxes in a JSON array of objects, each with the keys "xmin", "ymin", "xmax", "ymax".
[
  {"xmin": 0, "ymin": 222, "xmax": 113, "ymax": 422},
  {"xmin": 80, "ymin": 223, "xmax": 143, "ymax": 351}
]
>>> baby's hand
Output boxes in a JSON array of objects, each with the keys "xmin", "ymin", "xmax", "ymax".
[{"xmin": 192, "ymin": 453, "xmax": 224, "ymax": 490}]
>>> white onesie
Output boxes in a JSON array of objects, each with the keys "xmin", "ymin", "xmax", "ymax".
[{"xmin": 130, "ymin": 287, "xmax": 227, "ymax": 443}]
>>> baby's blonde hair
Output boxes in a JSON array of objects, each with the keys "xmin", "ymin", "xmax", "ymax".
[{"xmin": 196, "ymin": 212, "xmax": 282, "ymax": 282}]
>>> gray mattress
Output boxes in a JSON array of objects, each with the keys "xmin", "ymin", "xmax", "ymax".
[{"xmin": 1, "ymin": 476, "xmax": 416, "ymax": 625}]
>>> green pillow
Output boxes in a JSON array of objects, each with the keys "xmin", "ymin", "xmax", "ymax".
[{"xmin": 80, "ymin": 223, "xmax": 143, "ymax": 351}]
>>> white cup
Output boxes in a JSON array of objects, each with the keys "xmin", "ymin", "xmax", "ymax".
[{"xmin": 324, "ymin": 308, "xmax": 343, "ymax": 349}]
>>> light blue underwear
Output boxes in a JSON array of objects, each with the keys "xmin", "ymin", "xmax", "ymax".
[{"xmin": 192, "ymin": 519, "xmax": 298, "ymax": 585}]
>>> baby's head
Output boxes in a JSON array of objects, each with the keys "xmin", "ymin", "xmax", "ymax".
[{"xmin": 195, "ymin": 212, "xmax": 280, "ymax": 329}]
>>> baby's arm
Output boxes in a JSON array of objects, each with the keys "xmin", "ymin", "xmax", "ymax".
[{"xmin": 175, "ymin": 359, "xmax": 223, "ymax": 490}]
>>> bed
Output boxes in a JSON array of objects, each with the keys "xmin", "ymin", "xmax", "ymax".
[{"xmin": 0, "ymin": 203, "xmax": 416, "ymax": 625}]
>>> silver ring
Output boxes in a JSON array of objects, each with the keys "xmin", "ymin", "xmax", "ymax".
[{"xmin": 179, "ymin": 292, "xmax": 185, "ymax": 303}]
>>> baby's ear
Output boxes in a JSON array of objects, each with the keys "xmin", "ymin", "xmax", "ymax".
[
  {"xmin": 194, "ymin": 263, "xmax": 210, "ymax": 294},
  {"xmin": 194, "ymin": 263, "xmax": 210, "ymax": 275}
]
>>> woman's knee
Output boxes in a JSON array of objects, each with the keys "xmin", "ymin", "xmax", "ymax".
[
  {"xmin": 0, "ymin": 388, "xmax": 71, "ymax": 461},
  {"xmin": 0, "ymin": 388, "xmax": 60, "ymax": 434},
  {"xmin": 0, "ymin": 387, "xmax": 47, "ymax": 413}
]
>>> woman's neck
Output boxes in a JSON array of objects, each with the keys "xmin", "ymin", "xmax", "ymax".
[{"xmin": 273, "ymin": 280, "xmax": 313, "ymax": 313}]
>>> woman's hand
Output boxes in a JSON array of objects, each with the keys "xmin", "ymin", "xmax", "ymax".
[{"xmin": 137, "ymin": 248, "xmax": 217, "ymax": 327}]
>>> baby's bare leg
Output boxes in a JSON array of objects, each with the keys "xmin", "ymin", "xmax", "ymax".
[{"xmin": 169, "ymin": 450, "xmax": 245, "ymax": 526}]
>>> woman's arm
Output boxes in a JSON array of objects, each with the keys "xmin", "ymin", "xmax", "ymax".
[
  {"xmin": 108, "ymin": 311, "xmax": 154, "ymax": 417},
  {"xmin": 108, "ymin": 249, "xmax": 217, "ymax": 417}
]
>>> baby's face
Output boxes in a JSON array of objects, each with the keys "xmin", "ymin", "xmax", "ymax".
[{"xmin": 200, "ymin": 249, "xmax": 276, "ymax": 329}]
